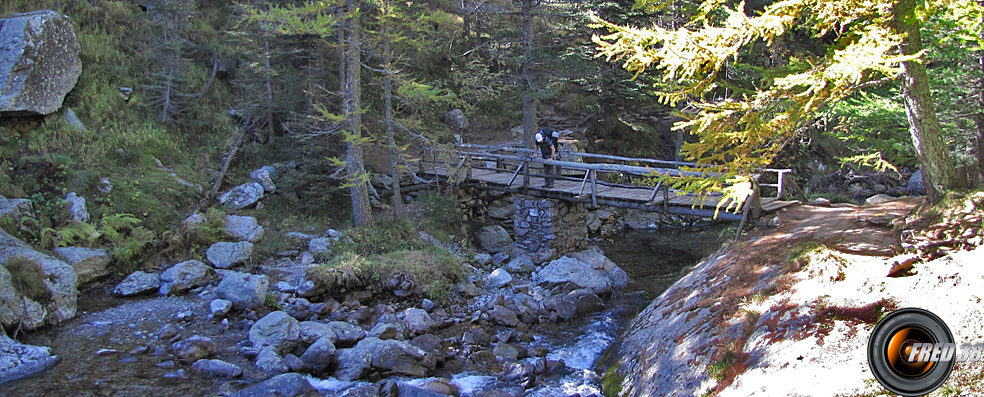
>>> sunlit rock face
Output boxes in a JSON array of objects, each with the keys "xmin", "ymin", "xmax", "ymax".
[{"xmin": 0, "ymin": 10, "xmax": 82, "ymax": 116}]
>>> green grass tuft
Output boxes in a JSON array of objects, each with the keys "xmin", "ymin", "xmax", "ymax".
[{"xmin": 3, "ymin": 256, "xmax": 52, "ymax": 304}]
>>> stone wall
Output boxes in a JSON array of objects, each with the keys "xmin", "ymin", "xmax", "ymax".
[{"xmin": 512, "ymin": 196, "xmax": 587, "ymax": 254}]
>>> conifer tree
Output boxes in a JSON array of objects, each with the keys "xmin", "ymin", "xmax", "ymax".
[{"xmin": 593, "ymin": 0, "xmax": 984, "ymax": 205}]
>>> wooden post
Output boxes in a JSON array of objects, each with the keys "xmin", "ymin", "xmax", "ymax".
[
  {"xmin": 432, "ymin": 149, "xmax": 440, "ymax": 193},
  {"xmin": 751, "ymin": 185, "xmax": 762, "ymax": 221},
  {"xmin": 590, "ymin": 169, "xmax": 598, "ymax": 207},
  {"xmin": 621, "ymin": 160, "xmax": 629, "ymax": 184},
  {"xmin": 523, "ymin": 157, "xmax": 530, "ymax": 189},
  {"xmin": 662, "ymin": 184, "xmax": 669, "ymax": 213},
  {"xmin": 776, "ymin": 170, "xmax": 788, "ymax": 199},
  {"xmin": 466, "ymin": 155, "xmax": 473, "ymax": 180},
  {"xmin": 418, "ymin": 148, "xmax": 425, "ymax": 174}
]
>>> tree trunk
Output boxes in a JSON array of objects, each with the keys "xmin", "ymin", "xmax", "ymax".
[
  {"xmin": 975, "ymin": 41, "xmax": 984, "ymax": 186},
  {"xmin": 338, "ymin": 7, "xmax": 346, "ymax": 97},
  {"xmin": 383, "ymin": 0, "xmax": 403, "ymax": 220},
  {"xmin": 260, "ymin": 35, "xmax": 274, "ymax": 144},
  {"xmin": 891, "ymin": 0, "xmax": 960, "ymax": 204},
  {"xmin": 344, "ymin": 0, "xmax": 373, "ymax": 227},
  {"xmin": 521, "ymin": 0, "xmax": 536, "ymax": 186}
]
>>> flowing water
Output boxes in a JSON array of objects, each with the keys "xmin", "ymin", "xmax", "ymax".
[{"xmin": 0, "ymin": 224, "xmax": 731, "ymax": 397}]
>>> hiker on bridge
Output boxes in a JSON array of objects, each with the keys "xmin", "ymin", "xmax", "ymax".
[{"xmin": 534, "ymin": 127, "xmax": 560, "ymax": 188}]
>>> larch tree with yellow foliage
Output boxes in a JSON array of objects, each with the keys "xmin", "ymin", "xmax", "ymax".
[{"xmin": 592, "ymin": 0, "xmax": 984, "ymax": 205}]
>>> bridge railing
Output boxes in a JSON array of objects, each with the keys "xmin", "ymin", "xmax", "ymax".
[{"xmin": 417, "ymin": 144, "xmax": 801, "ymax": 217}]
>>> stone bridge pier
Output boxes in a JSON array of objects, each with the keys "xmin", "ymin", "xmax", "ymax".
[{"xmin": 512, "ymin": 196, "xmax": 588, "ymax": 254}]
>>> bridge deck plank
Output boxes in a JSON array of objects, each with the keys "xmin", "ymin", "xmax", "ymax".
[{"xmin": 420, "ymin": 161, "xmax": 796, "ymax": 216}]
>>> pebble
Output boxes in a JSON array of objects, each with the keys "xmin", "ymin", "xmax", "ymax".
[{"xmin": 96, "ymin": 349, "xmax": 118, "ymax": 355}]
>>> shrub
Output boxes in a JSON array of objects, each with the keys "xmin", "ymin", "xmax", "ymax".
[
  {"xmin": 306, "ymin": 246, "xmax": 463, "ymax": 302},
  {"xmin": 334, "ymin": 219, "xmax": 421, "ymax": 257}
]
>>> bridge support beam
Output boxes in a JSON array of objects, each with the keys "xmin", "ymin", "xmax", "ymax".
[{"xmin": 512, "ymin": 196, "xmax": 588, "ymax": 254}]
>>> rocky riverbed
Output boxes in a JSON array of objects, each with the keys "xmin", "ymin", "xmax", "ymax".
[{"xmin": 1, "ymin": 240, "xmax": 639, "ymax": 396}]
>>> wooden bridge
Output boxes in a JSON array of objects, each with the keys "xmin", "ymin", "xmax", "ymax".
[{"xmin": 418, "ymin": 144, "xmax": 802, "ymax": 223}]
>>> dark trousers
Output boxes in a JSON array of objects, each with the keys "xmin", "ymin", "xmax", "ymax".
[{"xmin": 542, "ymin": 161, "xmax": 558, "ymax": 187}]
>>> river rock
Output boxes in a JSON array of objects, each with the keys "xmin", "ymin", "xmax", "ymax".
[
  {"xmin": 503, "ymin": 361, "xmax": 536, "ymax": 388},
  {"xmin": 249, "ymin": 311, "xmax": 300, "ymax": 355},
  {"xmin": 473, "ymin": 253, "xmax": 492, "ymax": 266},
  {"xmin": 308, "ymin": 237, "xmax": 331, "ymax": 258},
  {"xmin": 114, "ymin": 271, "xmax": 161, "ymax": 296},
  {"xmin": 64, "ymin": 192, "xmax": 89, "ymax": 223},
  {"xmin": 224, "ymin": 215, "xmax": 264, "ymax": 243},
  {"xmin": 417, "ymin": 378, "xmax": 459, "ymax": 396},
  {"xmin": 865, "ymin": 193, "xmax": 897, "ymax": 205},
  {"xmin": 191, "ymin": 359, "xmax": 242, "ymax": 378},
  {"xmin": 489, "ymin": 305, "xmax": 520, "ymax": 327},
  {"xmin": 402, "ymin": 308, "xmax": 436, "ymax": 335},
  {"xmin": 462, "ymin": 328, "xmax": 491, "ymax": 346},
  {"xmin": 231, "ymin": 372, "xmax": 318, "ymax": 397},
  {"xmin": 356, "ymin": 337, "xmax": 436, "ymax": 377},
  {"xmin": 368, "ymin": 321, "xmax": 403, "ymax": 340},
  {"xmin": 215, "ymin": 271, "xmax": 268, "ymax": 310},
  {"xmin": 530, "ymin": 248, "xmax": 554, "ymax": 265},
  {"xmin": 505, "ymin": 255, "xmax": 534, "ymax": 272},
  {"xmin": 218, "ymin": 183, "xmax": 264, "ymax": 210},
  {"xmin": 493, "ymin": 342, "xmax": 520, "ymax": 361},
  {"xmin": 0, "ymin": 10, "xmax": 82, "ymax": 116},
  {"xmin": 299, "ymin": 320, "xmax": 366, "ymax": 346},
  {"xmin": 171, "ymin": 335, "xmax": 216, "ymax": 361},
  {"xmin": 0, "ymin": 196, "xmax": 35, "ymax": 233},
  {"xmin": 206, "ymin": 241, "xmax": 253, "ymax": 268},
  {"xmin": 332, "ymin": 346, "xmax": 372, "ymax": 381},
  {"xmin": 53, "ymin": 247, "xmax": 110, "ymax": 285},
  {"xmin": 300, "ymin": 336, "xmax": 336, "ymax": 373},
  {"xmin": 907, "ymin": 170, "xmax": 926, "ymax": 196},
  {"xmin": 250, "ymin": 166, "xmax": 277, "ymax": 193},
  {"xmin": 491, "ymin": 252, "xmax": 509, "ymax": 265},
  {"xmin": 255, "ymin": 346, "xmax": 288, "ymax": 373},
  {"xmin": 0, "ymin": 229, "xmax": 77, "ymax": 331},
  {"xmin": 487, "ymin": 268, "xmax": 513, "ymax": 288},
  {"xmin": 0, "ymin": 331, "xmax": 59, "ymax": 384},
  {"xmin": 536, "ymin": 248, "xmax": 628, "ymax": 295},
  {"xmin": 565, "ymin": 288, "xmax": 604, "ymax": 316},
  {"xmin": 477, "ymin": 225, "xmax": 512, "ymax": 253},
  {"xmin": 210, "ymin": 299, "xmax": 232, "ymax": 317},
  {"xmin": 159, "ymin": 260, "xmax": 211, "ymax": 295},
  {"xmin": 444, "ymin": 108, "xmax": 468, "ymax": 130}
]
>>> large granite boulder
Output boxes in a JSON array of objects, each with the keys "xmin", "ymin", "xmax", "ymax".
[
  {"xmin": 64, "ymin": 192, "xmax": 89, "ymax": 223},
  {"xmin": 0, "ymin": 10, "xmax": 82, "ymax": 116},
  {"xmin": 231, "ymin": 372, "xmax": 318, "ymax": 397},
  {"xmin": 113, "ymin": 271, "xmax": 160, "ymax": 296},
  {"xmin": 534, "ymin": 248, "xmax": 628, "ymax": 296},
  {"xmin": 477, "ymin": 225, "xmax": 512, "ymax": 253},
  {"xmin": 218, "ymin": 183, "xmax": 264, "ymax": 210},
  {"xmin": 206, "ymin": 241, "xmax": 253, "ymax": 269},
  {"xmin": 224, "ymin": 215, "xmax": 264, "ymax": 243},
  {"xmin": 250, "ymin": 166, "xmax": 277, "ymax": 193},
  {"xmin": 298, "ymin": 320, "xmax": 366, "ymax": 347},
  {"xmin": 907, "ymin": 170, "xmax": 926, "ymax": 196},
  {"xmin": 0, "ymin": 330, "xmax": 59, "ymax": 384},
  {"xmin": 0, "ymin": 229, "xmax": 77, "ymax": 331},
  {"xmin": 158, "ymin": 260, "xmax": 212, "ymax": 295},
  {"xmin": 0, "ymin": 196, "xmax": 35, "ymax": 234},
  {"xmin": 249, "ymin": 311, "xmax": 300, "ymax": 355},
  {"xmin": 215, "ymin": 271, "xmax": 268, "ymax": 310},
  {"xmin": 52, "ymin": 247, "xmax": 110, "ymax": 286}
]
